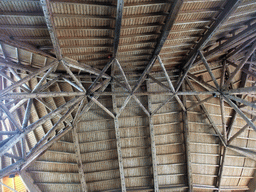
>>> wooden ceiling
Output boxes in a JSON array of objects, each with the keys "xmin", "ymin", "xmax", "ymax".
[{"xmin": 1, "ymin": 0, "xmax": 256, "ymax": 191}]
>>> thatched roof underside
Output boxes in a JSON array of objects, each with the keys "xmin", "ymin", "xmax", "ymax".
[{"xmin": 1, "ymin": 0, "xmax": 256, "ymax": 191}]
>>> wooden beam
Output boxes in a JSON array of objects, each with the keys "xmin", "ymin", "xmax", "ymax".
[
  {"xmin": 0, "ymin": 103, "xmax": 21, "ymax": 131},
  {"xmin": 21, "ymin": 124, "xmax": 73, "ymax": 171},
  {"xmin": 0, "ymin": 34, "xmax": 55, "ymax": 59},
  {"xmin": 0, "ymin": 92, "xmax": 85, "ymax": 100},
  {"xmin": 0, "ymin": 61, "xmax": 57, "ymax": 96},
  {"xmin": 220, "ymin": 97, "xmax": 227, "ymax": 143},
  {"xmin": 63, "ymin": 57, "xmax": 110, "ymax": 79},
  {"xmin": 62, "ymin": 62, "xmax": 86, "ymax": 92},
  {"xmin": 146, "ymin": 81, "xmax": 159, "ymax": 192},
  {"xmin": 227, "ymin": 95, "xmax": 256, "ymax": 110},
  {"xmin": 0, "ymin": 12, "xmax": 44, "ymax": 17},
  {"xmin": 0, "ymin": 57, "xmax": 36, "ymax": 73},
  {"xmin": 175, "ymin": 0, "xmax": 241, "ymax": 91},
  {"xmin": 27, "ymin": 104, "xmax": 79, "ymax": 157},
  {"xmin": 187, "ymin": 96, "xmax": 214, "ymax": 111},
  {"xmin": 223, "ymin": 86, "xmax": 256, "ymax": 95},
  {"xmin": 20, "ymin": 170, "xmax": 42, "ymax": 192},
  {"xmin": 185, "ymin": 78, "xmax": 226, "ymax": 146},
  {"xmin": 228, "ymin": 116, "xmax": 256, "ymax": 144},
  {"xmin": 198, "ymin": 51, "xmax": 220, "ymax": 89},
  {"xmin": 131, "ymin": 0, "xmax": 183, "ymax": 93},
  {"xmin": 227, "ymin": 60, "xmax": 256, "ymax": 79},
  {"xmin": 0, "ymin": 131, "xmax": 17, "ymax": 136},
  {"xmin": 158, "ymin": 56, "xmax": 186, "ymax": 111},
  {"xmin": 217, "ymin": 147, "xmax": 227, "ymax": 191},
  {"xmin": 87, "ymin": 58, "xmax": 114, "ymax": 93},
  {"xmin": 94, "ymin": 91, "xmax": 219, "ymax": 96},
  {"xmin": 194, "ymin": 23, "xmax": 256, "ymax": 67},
  {"xmin": 181, "ymin": 83, "xmax": 193, "ymax": 192},
  {"xmin": 71, "ymin": 101, "xmax": 88, "ymax": 192},
  {"xmin": 187, "ymin": 73, "xmax": 216, "ymax": 91},
  {"xmin": 0, "ymin": 97, "xmax": 83, "ymax": 158},
  {"xmin": 0, "ymin": 160, "xmax": 24, "ymax": 179},
  {"xmin": 89, "ymin": 96, "xmax": 115, "ymax": 119},
  {"xmin": 0, "ymin": 181, "xmax": 18, "ymax": 192},
  {"xmin": 226, "ymin": 36, "xmax": 256, "ymax": 59},
  {"xmin": 40, "ymin": 0, "xmax": 62, "ymax": 60},
  {"xmin": 223, "ymin": 96, "xmax": 256, "ymax": 132},
  {"xmin": 113, "ymin": 0, "xmax": 124, "ymax": 57},
  {"xmin": 224, "ymin": 40, "xmax": 256, "ymax": 87},
  {"xmin": 227, "ymin": 145, "xmax": 256, "ymax": 162},
  {"xmin": 111, "ymin": 72, "xmax": 126, "ymax": 191}
]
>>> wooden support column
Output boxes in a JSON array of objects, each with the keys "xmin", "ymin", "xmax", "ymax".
[
  {"xmin": 181, "ymin": 83, "xmax": 193, "ymax": 192},
  {"xmin": 20, "ymin": 170, "xmax": 42, "ymax": 192},
  {"xmin": 111, "ymin": 65, "xmax": 126, "ymax": 192},
  {"xmin": 146, "ymin": 81, "xmax": 159, "ymax": 192}
]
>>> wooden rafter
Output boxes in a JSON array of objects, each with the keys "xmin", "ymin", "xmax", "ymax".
[
  {"xmin": 113, "ymin": 0, "xmax": 124, "ymax": 57},
  {"xmin": 175, "ymin": 0, "xmax": 241, "ymax": 91}
]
